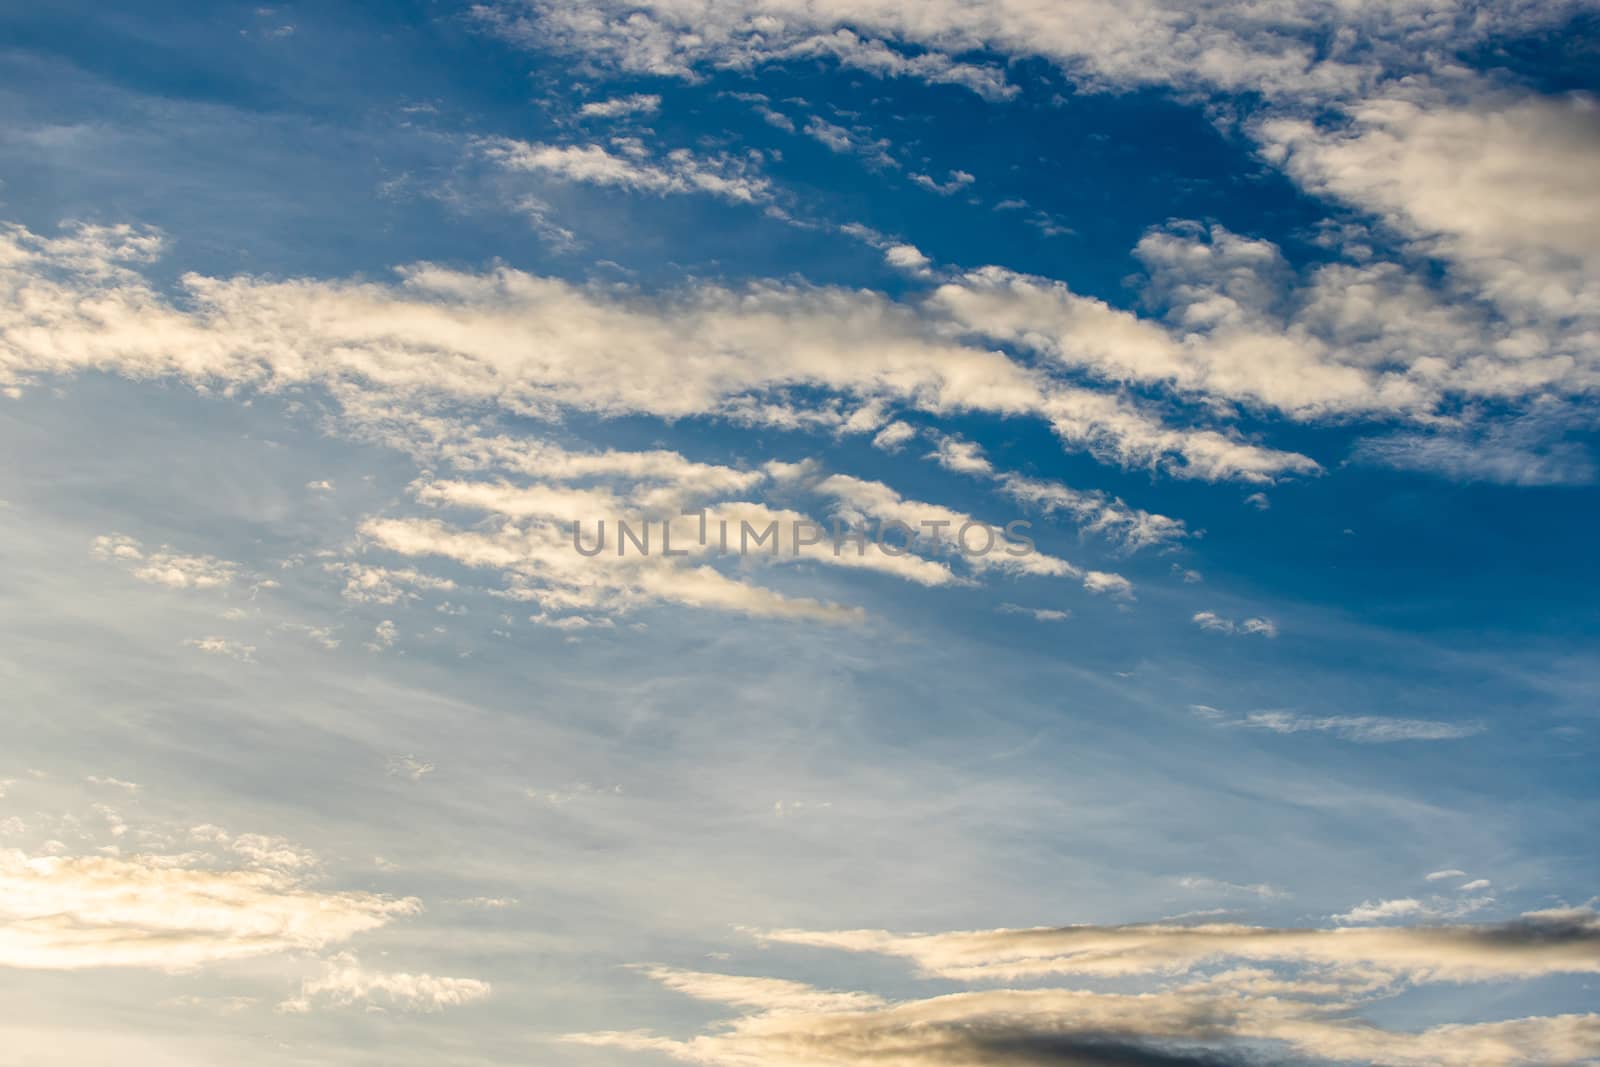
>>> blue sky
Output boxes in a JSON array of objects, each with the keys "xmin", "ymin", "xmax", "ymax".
[{"xmin": 1, "ymin": 2, "xmax": 1599, "ymax": 1065}]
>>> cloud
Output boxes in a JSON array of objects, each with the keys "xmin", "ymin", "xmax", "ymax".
[
  {"xmin": 1233, "ymin": 712, "xmax": 1482, "ymax": 743},
  {"xmin": 1192, "ymin": 705, "xmax": 1482, "ymax": 744},
  {"xmin": 280, "ymin": 953, "xmax": 490, "ymax": 1013},
  {"xmin": 325, "ymin": 437, "xmax": 1141, "ymax": 624},
  {"xmin": 1190, "ymin": 613, "xmax": 1276, "ymax": 638},
  {"xmin": 884, "ymin": 243, "xmax": 932, "ymax": 275},
  {"xmin": 1334, "ymin": 895, "xmax": 1495, "ymax": 925},
  {"xmin": 924, "ymin": 214, "xmax": 1600, "ymax": 475},
  {"xmin": 910, "ymin": 169, "xmax": 975, "ymax": 196},
  {"xmin": 578, "ymin": 93, "xmax": 661, "ymax": 118},
  {"xmin": 473, "ymin": 0, "xmax": 1579, "ymax": 103},
  {"xmin": 85, "ymin": 776, "xmax": 140, "ymax": 793},
  {"xmin": 931, "ymin": 247, "xmax": 1431, "ymax": 422},
  {"xmin": 0, "ymin": 218, "xmax": 1315, "ymax": 483},
  {"xmin": 326, "ymin": 562, "xmax": 457, "ymax": 605},
  {"xmin": 871, "ymin": 421, "xmax": 918, "ymax": 451},
  {"xmin": 1176, "ymin": 876, "xmax": 1286, "ymax": 900},
  {"xmin": 0, "ymin": 838, "xmax": 418, "ymax": 970},
  {"xmin": 805, "ymin": 470, "xmax": 1111, "ymax": 587},
  {"xmin": 723, "ymin": 93, "xmax": 799, "ymax": 131},
  {"xmin": 480, "ymin": 7, "xmax": 1015, "ymax": 99},
  {"xmin": 756, "ymin": 907, "xmax": 1600, "ymax": 983},
  {"xmin": 92, "ymin": 534, "xmax": 239, "ymax": 590},
  {"xmin": 998, "ymin": 603, "xmax": 1070, "ymax": 622},
  {"xmin": 365, "ymin": 619, "xmax": 399, "ymax": 651},
  {"xmin": 395, "ymin": 462, "xmax": 982, "ymax": 599},
  {"xmin": 360, "ymin": 515, "xmax": 865, "ymax": 624},
  {"xmin": 1353, "ymin": 426, "xmax": 1596, "ymax": 487},
  {"xmin": 928, "ymin": 436, "xmax": 1191, "ymax": 552},
  {"xmin": 1261, "ymin": 88, "xmax": 1600, "ymax": 326},
  {"xmin": 1426, "ymin": 869, "xmax": 1468, "ymax": 882},
  {"xmin": 385, "ymin": 755, "xmax": 435, "ymax": 781},
  {"xmin": 802, "ymin": 116, "xmax": 897, "ymax": 169},
  {"xmin": 479, "ymin": 136, "xmax": 772, "ymax": 203},
  {"xmin": 572, "ymin": 910, "xmax": 1600, "ymax": 1067},
  {"xmin": 277, "ymin": 622, "xmax": 342, "ymax": 650},
  {"xmin": 182, "ymin": 636, "xmax": 257, "ymax": 661}
]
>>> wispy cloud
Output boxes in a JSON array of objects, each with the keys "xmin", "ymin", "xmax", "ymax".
[{"xmin": 1192, "ymin": 705, "xmax": 1484, "ymax": 743}]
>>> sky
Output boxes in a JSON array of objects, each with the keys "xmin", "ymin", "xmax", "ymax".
[{"xmin": 1, "ymin": 2, "xmax": 1599, "ymax": 1065}]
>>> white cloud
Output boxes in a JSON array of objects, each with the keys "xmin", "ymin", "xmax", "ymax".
[
  {"xmin": 802, "ymin": 117, "xmax": 897, "ymax": 169},
  {"xmin": 1335, "ymin": 894, "xmax": 1495, "ymax": 925},
  {"xmin": 870, "ymin": 421, "xmax": 917, "ymax": 451},
  {"xmin": 910, "ymin": 169, "xmax": 975, "ymax": 196},
  {"xmin": 926, "ymin": 435, "xmax": 993, "ymax": 476},
  {"xmin": 1354, "ymin": 425, "xmax": 1597, "ymax": 487},
  {"xmin": 1335, "ymin": 897, "xmax": 1427, "ymax": 923},
  {"xmin": 577, "ymin": 93, "xmax": 661, "ymax": 118},
  {"xmin": 997, "ymin": 603, "xmax": 1069, "ymax": 622},
  {"xmin": 1196, "ymin": 706, "xmax": 1484, "ymax": 743},
  {"xmin": 480, "ymin": 137, "xmax": 772, "ymax": 203},
  {"xmin": 85, "ymin": 776, "xmax": 139, "ymax": 793},
  {"xmin": 360, "ymin": 514, "xmax": 865, "ymax": 624},
  {"xmin": 481, "ymin": 8, "xmax": 1016, "ymax": 99},
  {"xmin": 182, "ymin": 636, "xmax": 257, "ymax": 662},
  {"xmin": 1191, "ymin": 612, "xmax": 1277, "ymax": 637},
  {"xmin": 806, "ymin": 471, "xmax": 1104, "ymax": 586},
  {"xmin": 0, "ymin": 839, "xmax": 418, "ymax": 970},
  {"xmin": 92, "ymin": 534, "xmax": 239, "ymax": 590},
  {"xmin": 365, "ymin": 619, "xmax": 399, "ymax": 651},
  {"xmin": 0, "ymin": 218, "xmax": 1315, "ymax": 483},
  {"xmin": 922, "ymin": 212, "xmax": 1600, "ymax": 482},
  {"xmin": 1261, "ymin": 88, "xmax": 1600, "ymax": 326},
  {"xmin": 1237, "ymin": 711, "xmax": 1482, "ymax": 743},
  {"xmin": 326, "ymin": 562, "xmax": 457, "ymax": 605},
  {"xmin": 280, "ymin": 953, "xmax": 491, "ymax": 1013},
  {"xmin": 474, "ymin": 0, "xmax": 1579, "ymax": 104},
  {"xmin": 929, "ymin": 436, "xmax": 1191, "ymax": 552},
  {"xmin": 883, "ymin": 243, "xmax": 932, "ymax": 275}
]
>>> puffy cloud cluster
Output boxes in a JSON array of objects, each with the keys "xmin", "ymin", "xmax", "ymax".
[
  {"xmin": 1262, "ymin": 89, "xmax": 1600, "ymax": 328},
  {"xmin": 464, "ymin": 4, "xmax": 1600, "ymax": 489},
  {"xmin": 473, "ymin": 0, "xmax": 1582, "ymax": 103},
  {"xmin": 91, "ymin": 534, "xmax": 239, "ymax": 590}
]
